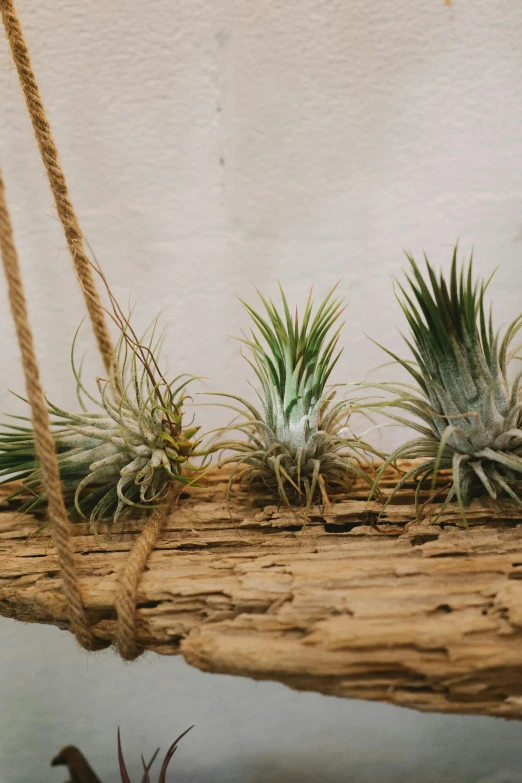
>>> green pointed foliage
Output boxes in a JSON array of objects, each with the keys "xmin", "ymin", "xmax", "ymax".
[
  {"xmin": 373, "ymin": 249, "xmax": 522, "ymax": 516},
  {"xmin": 0, "ymin": 324, "xmax": 200, "ymax": 533},
  {"xmin": 209, "ymin": 285, "xmax": 378, "ymax": 509}
]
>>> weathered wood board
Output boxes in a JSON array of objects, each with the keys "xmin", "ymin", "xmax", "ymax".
[{"xmin": 1, "ymin": 465, "xmax": 522, "ymax": 719}]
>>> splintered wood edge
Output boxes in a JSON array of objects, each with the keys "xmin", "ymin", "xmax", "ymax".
[{"xmin": 1, "ymin": 464, "xmax": 522, "ymax": 720}]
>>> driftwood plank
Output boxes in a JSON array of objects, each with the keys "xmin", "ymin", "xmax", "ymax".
[{"xmin": 1, "ymin": 466, "xmax": 522, "ymax": 719}]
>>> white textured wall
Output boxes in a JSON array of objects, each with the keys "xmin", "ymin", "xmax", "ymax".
[
  {"xmin": 1, "ymin": 1, "xmax": 522, "ymax": 780},
  {"xmin": 1, "ymin": 0, "xmax": 522, "ymax": 433}
]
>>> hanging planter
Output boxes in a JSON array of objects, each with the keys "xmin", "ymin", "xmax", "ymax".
[
  {"xmin": 2, "ymin": 467, "xmax": 522, "ymax": 718},
  {"xmin": 0, "ymin": 0, "xmax": 522, "ymax": 725}
]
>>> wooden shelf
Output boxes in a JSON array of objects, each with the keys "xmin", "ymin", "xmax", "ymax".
[{"xmin": 2, "ymin": 466, "xmax": 522, "ymax": 719}]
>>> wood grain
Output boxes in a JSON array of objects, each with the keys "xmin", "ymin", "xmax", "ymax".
[{"xmin": 2, "ymin": 466, "xmax": 522, "ymax": 719}]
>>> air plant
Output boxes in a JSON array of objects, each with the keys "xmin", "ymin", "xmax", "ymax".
[
  {"xmin": 207, "ymin": 284, "xmax": 380, "ymax": 510},
  {"xmin": 50, "ymin": 727, "xmax": 192, "ymax": 782},
  {"xmin": 118, "ymin": 726, "xmax": 193, "ymax": 783},
  {"xmin": 0, "ymin": 293, "xmax": 200, "ymax": 533},
  {"xmin": 370, "ymin": 249, "xmax": 522, "ymax": 519}
]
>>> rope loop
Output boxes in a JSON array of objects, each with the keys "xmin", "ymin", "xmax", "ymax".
[
  {"xmin": 0, "ymin": 167, "xmax": 108, "ymax": 652},
  {"xmin": 114, "ymin": 502, "xmax": 171, "ymax": 661},
  {"xmin": 0, "ymin": 0, "xmax": 171, "ymax": 660}
]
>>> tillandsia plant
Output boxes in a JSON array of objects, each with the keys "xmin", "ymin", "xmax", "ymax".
[
  {"xmin": 50, "ymin": 726, "xmax": 192, "ymax": 783},
  {"xmin": 0, "ymin": 292, "xmax": 200, "ymax": 533},
  {"xmin": 207, "ymin": 284, "xmax": 380, "ymax": 510},
  {"xmin": 370, "ymin": 248, "xmax": 522, "ymax": 519},
  {"xmin": 118, "ymin": 726, "xmax": 193, "ymax": 783}
]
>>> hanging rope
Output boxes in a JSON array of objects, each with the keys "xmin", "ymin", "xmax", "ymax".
[
  {"xmin": 115, "ymin": 500, "xmax": 171, "ymax": 660},
  {"xmin": 1, "ymin": 0, "xmax": 173, "ymax": 661},
  {"xmin": 0, "ymin": 166, "xmax": 109, "ymax": 652},
  {"xmin": 0, "ymin": 0, "xmax": 113, "ymax": 374},
  {"xmin": 0, "ymin": 160, "xmax": 168, "ymax": 658}
]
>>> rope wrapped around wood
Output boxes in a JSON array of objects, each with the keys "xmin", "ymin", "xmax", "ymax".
[
  {"xmin": 115, "ymin": 501, "xmax": 171, "ymax": 660},
  {"xmin": 0, "ymin": 167, "xmax": 107, "ymax": 651},
  {"xmin": 0, "ymin": 0, "xmax": 169, "ymax": 660}
]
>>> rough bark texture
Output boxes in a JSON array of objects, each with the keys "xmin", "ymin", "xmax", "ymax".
[{"xmin": 2, "ymin": 465, "xmax": 522, "ymax": 719}]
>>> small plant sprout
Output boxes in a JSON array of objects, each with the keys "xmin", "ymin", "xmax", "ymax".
[
  {"xmin": 51, "ymin": 726, "xmax": 194, "ymax": 782},
  {"xmin": 370, "ymin": 249, "xmax": 522, "ymax": 520},
  {"xmin": 207, "ymin": 284, "xmax": 380, "ymax": 511},
  {"xmin": 118, "ymin": 726, "xmax": 193, "ymax": 783},
  {"xmin": 0, "ymin": 308, "xmax": 201, "ymax": 534}
]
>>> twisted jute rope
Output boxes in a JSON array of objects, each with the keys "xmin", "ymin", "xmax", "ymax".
[
  {"xmin": 0, "ymin": 0, "xmax": 113, "ymax": 374},
  {"xmin": 1, "ymin": 0, "xmax": 171, "ymax": 660},
  {"xmin": 0, "ymin": 170, "xmax": 169, "ymax": 660},
  {"xmin": 0, "ymin": 167, "xmax": 108, "ymax": 652},
  {"xmin": 0, "ymin": 164, "xmax": 167, "ymax": 659},
  {"xmin": 114, "ymin": 497, "xmax": 172, "ymax": 660}
]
